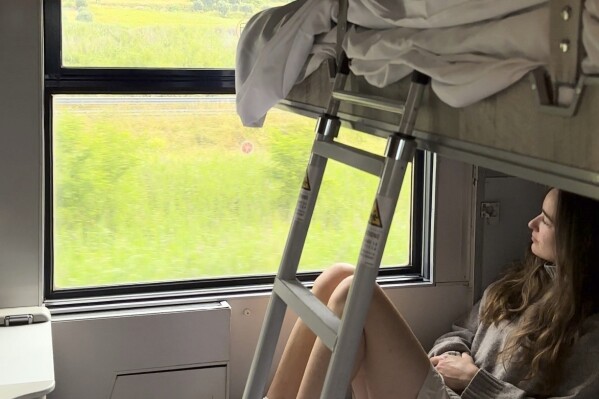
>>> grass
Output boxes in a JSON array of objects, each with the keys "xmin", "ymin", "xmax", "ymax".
[{"xmin": 61, "ymin": 0, "xmax": 269, "ymax": 67}]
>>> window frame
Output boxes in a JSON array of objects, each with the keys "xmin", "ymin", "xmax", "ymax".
[{"xmin": 43, "ymin": 0, "xmax": 432, "ymax": 301}]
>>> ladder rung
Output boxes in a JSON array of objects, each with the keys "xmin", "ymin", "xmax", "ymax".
[
  {"xmin": 274, "ymin": 278, "xmax": 340, "ymax": 350},
  {"xmin": 312, "ymin": 141, "xmax": 384, "ymax": 176},
  {"xmin": 332, "ymin": 90, "xmax": 406, "ymax": 114}
]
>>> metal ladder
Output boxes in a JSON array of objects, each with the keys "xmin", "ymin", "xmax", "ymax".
[{"xmin": 243, "ymin": 58, "xmax": 430, "ymax": 399}]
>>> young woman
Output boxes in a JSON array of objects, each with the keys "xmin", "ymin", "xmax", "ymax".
[{"xmin": 265, "ymin": 188, "xmax": 599, "ymax": 398}]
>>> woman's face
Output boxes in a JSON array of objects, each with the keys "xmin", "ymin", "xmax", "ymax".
[{"xmin": 528, "ymin": 189, "xmax": 558, "ymax": 263}]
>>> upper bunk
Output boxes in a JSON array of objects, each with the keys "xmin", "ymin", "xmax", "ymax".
[{"xmin": 235, "ymin": 0, "xmax": 599, "ymax": 200}]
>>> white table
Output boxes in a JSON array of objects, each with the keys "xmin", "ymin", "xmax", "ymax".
[{"xmin": 0, "ymin": 307, "xmax": 55, "ymax": 399}]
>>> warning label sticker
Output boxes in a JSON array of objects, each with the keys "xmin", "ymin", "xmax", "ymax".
[
  {"xmin": 359, "ymin": 227, "xmax": 382, "ymax": 269},
  {"xmin": 302, "ymin": 171, "xmax": 311, "ymax": 191},
  {"xmin": 295, "ymin": 193, "xmax": 309, "ymax": 222},
  {"xmin": 294, "ymin": 166, "xmax": 319, "ymax": 222},
  {"xmin": 369, "ymin": 200, "xmax": 383, "ymax": 228},
  {"xmin": 359, "ymin": 196, "xmax": 393, "ymax": 269}
]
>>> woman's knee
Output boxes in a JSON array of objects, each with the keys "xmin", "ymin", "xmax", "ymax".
[
  {"xmin": 327, "ymin": 275, "xmax": 354, "ymax": 315},
  {"xmin": 312, "ymin": 263, "xmax": 354, "ymax": 302},
  {"xmin": 327, "ymin": 277, "xmax": 389, "ymax": 318}
]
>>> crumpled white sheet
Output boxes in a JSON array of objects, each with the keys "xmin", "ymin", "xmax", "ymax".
[
  {"xmin": 235, "ymin": 0, "xmax": 336, "ymax": 127},
  {"xmin": 345, "ymin": 0, "xmax": 546, "ymax": 28},
  {"xmin": 345, "ymin": 6, "xmax": 548, "ymax": 108},
  {"xmin": 236, "ymin": 0, "xmax": 599, "ymax": 127}
]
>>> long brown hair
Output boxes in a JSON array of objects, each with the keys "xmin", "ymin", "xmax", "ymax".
[{"xmin": 480, "ymin": 189, "xmax": 599, "ymax": 385}]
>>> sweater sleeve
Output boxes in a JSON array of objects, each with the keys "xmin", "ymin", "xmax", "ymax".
[
  {"xmin": 460, "ymin": 369, "xmax": 530, "ymax": 399},
  {"xmin": 461, "ymin": 365, "xmax": 599, "ymax": 399},
  {"xmin": 428, "ymin": 300, "xmax": 482, "ymax": 357},
  {"xmin": 461, "ymin": 314, "xmax": 599, "ymax": 399}
]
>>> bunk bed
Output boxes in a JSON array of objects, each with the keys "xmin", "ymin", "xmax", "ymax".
[{"xmin": 236, "ymin": 0, "xmax": 599, "ymax": 200}]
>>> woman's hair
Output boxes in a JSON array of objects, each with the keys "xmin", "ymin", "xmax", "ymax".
[{"xmin": 480, "ymin": 189, "xmax": 599, "ymax": 386}]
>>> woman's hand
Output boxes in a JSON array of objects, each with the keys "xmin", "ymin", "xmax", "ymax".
[{"xmin": 430, "ymin": 352, "xmax": 479, "ymax": 392}]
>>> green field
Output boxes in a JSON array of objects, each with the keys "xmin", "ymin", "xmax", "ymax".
[
  {"xmin": 53, "ymin": 2, "xmax": 412, "ymax": 290},
  {"xmin": 62, "ymin": 0, "xmax": 278, "ymax": 68}
]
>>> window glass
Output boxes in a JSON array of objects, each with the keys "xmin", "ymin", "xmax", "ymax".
[
  {"xmin": 61, "ymin": 0, "xmax": 278, "ymax": 68},
  {"xmin": 52, "ymin": 94, "xmax": 411, "ymax": 289}
]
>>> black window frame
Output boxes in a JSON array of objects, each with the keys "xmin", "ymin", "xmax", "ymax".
[{"xmin": 43, "ymin": 0, "xmax": 431, "ymax": 301}]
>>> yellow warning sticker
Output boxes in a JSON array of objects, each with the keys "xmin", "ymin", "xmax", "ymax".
[
  {"xmin": 302, "ymin": 171, "xmax": 311, "ymax": 191},
  {"xmin": 369, "ymin": 200, "xmax": 383, "ymax": 228}
]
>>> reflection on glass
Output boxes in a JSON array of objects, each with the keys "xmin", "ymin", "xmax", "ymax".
[{"xmin": 52, "ymin": 94, "xmax": 411, "ymax": 289}]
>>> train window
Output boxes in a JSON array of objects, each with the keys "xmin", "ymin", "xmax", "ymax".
[{"xmin": 44, "ymin": 0, "xmax": 430, "ymax": 300}]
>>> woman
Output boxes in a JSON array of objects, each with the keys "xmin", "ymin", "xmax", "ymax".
[{"xmin": 265, "ymin": 188, "xmax": 599, "ymax": 398}]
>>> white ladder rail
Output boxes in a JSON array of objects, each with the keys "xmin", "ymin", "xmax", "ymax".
[
  {"xmin": 320, "ymin": 135, "xmax": 418, "ymax": 399},
  {"xmin": 242, "ymin": 121, "xmax": 339, "ymax": 399}
]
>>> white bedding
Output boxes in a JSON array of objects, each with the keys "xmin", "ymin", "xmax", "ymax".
[{"xmin": 236, "ymin": 0, "xmax": 599, "ymax": 127}]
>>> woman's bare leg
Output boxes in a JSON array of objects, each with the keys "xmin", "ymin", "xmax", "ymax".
[
  {"xmin": 266, "ymin": 264, "xmax": 355, "ymax": 399},
  {"xmin": 295, "ymin": 276, "xmax": 363, "ymax": 398},
  {"xmin": 297, "ymin": 276, "xmax": 431, "ymax": 399},
  {"xmin": 360, "ymin": 283, "xmax": 431, "ymax": 398}
]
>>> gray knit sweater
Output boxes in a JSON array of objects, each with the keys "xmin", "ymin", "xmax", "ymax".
[{"xmin": 428, "ymin": 294, "xmax": 599, "ymax": 398}]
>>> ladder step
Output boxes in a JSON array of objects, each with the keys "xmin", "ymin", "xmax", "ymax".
[
  {"xmin": 312, "ymin": 140, "xmax": 384, "ymax": 176},
  {"xmin": 332, "ymin": 90, "xmax": 406, "ymax": 114},
  {"xmin": 274, "ymin": 278, "xmax": 340, "ymax": 350}
]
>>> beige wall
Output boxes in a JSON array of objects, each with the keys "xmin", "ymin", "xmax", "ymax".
[{"xmin": 0, "ymin": 0, "xmax": 44, "ymax": 308}]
